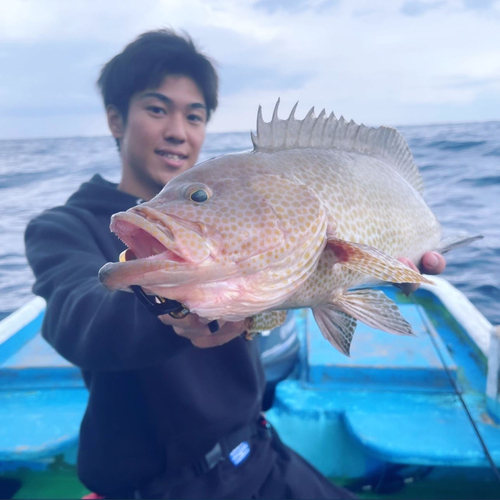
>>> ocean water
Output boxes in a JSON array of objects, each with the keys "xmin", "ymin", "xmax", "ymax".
[{"xmin": 0, "ymin": 124, "xmax": 498, "ymax": 325}]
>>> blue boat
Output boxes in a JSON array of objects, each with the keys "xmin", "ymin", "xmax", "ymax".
[{"xmin": 1, "ymin": 277, "xmax": 499, "ymax": 498}]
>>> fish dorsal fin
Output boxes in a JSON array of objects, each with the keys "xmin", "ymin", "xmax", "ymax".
[{"xmin": 251, "ymin": 99, "xmax": 424, "ymax": 194}]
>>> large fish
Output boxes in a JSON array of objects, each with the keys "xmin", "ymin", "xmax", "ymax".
[{"xmin": 99, "ymin": 101, "xmax": 477, "ymax": 355}]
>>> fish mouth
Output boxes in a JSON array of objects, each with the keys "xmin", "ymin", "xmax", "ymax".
[
  {"xmin": 110, "ymin": 211, "xmax": 186, "ymax": 263},
  {"xmin": 99, "ymin": 207, "xmax": 221, "ymax": 291},
  {"xmin": 112, "ymin": 206, "xmax": 221, "ymax": 263}
]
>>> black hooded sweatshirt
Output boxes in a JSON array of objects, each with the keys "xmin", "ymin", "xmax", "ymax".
[{"xmin": 25, "ymin": 175, "xmax": 267, "ymax": 496}]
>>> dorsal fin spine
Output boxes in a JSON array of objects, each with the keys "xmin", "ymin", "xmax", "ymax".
[
  {"xmin": 285, "ymin": 102, "xmax": 297, "ymax": 147},
  {"xmin": 252, "ymin": 100, "xmax": 423, "ymax": 193},
  {"xmin": 317, "ymin": 110, "xmax": 328, "ymax": 145},
  {"xmin": 272, "ymin": 99, "xmax": 280, "ymax": 121},
  {"xmin": 311, "ymin": 109, "xmax": 326, "ymax": 147}
]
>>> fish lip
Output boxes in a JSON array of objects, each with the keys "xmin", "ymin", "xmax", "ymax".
[{"xmin": 98, "ymin": 259, "xmax": 176, "ymax": 291}]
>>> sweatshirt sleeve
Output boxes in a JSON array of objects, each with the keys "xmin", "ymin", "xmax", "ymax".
[{"xmin": 25, "ymin": 207, "xmax": 189, "ymax": 371}]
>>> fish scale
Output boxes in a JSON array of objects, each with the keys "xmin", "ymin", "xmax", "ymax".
[{"xmin": 99, "ymin": 101, "xmax": 480, "ymax": 355}]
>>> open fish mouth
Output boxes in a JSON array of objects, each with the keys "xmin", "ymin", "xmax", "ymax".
[
  {"xmin": 111, "ymin": 206, "xmax": 220, "ymax": 265},
  {"xmin": 111, "ymin": 210, "xmax": 187, "ymax": 263},
  {"xmin": 99, "ymin": 207, "xmax": 225, "ymax": 292}
]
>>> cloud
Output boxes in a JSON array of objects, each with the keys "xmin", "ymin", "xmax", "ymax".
[
  {"xmin": 400, "ymin": 0, "xmax": 447, "ymax": 17},
  {"xmin": 253, "ymin": 0, "xmax": 309, "ymax": 14},
  {"xmin": 0, "ymin": 39, "xmax": 105, "ymax": 120},
  {"xmin": 221, "ymin": 63, "xmax": 312, "ymax": 96},
  {"xmin": 462, "ymin": 0, "xmax": 496, "ymax": 9},
  {"xmin": 252, "ymin": 0, "xmax": 336, "ymax": 15},
  {"xmin": 0, "ymin": 0, "xmax": 499, "ymax": 138}
]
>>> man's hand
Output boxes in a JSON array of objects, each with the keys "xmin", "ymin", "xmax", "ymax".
[
  {"xmin": 158, "ymin": 312, "xmax": 246, "ymax": 348},
  {"xmin": 397, "ymin": 251, "xmax": 446, "ymax": 295}
]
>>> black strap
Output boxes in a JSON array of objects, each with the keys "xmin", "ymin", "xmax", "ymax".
[
  {"xmin": 183, "ymin": 417, "xmax": 272, "ymax": 479},
  {"xmin": 191, "ymin": 421, "xmax": 259, "ymax": 477},
  {"xmin": 130, "ymin": 285, "xmax": 220, "ymax": 332},
  {"xmin": 131, "ymin": 285, "xmax": 183, "ymax": 315},
  {"xmin": 138, "ymin": 418, "xmax": 273, "ymax": 498}
]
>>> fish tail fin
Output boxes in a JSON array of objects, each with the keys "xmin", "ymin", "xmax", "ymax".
[{"xmin": 437, "ymin": 234, "xmax": 484, "ymax": 254}]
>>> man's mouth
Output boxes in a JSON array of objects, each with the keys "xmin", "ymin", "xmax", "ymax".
[{"xmin": 155, "ymin": 150, "xmax": 188, "ymax": 161}]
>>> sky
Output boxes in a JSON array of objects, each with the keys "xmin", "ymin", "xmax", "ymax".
[{"xmin": 0, "ymin": 0, "xmax": 499, "ymax": 139}]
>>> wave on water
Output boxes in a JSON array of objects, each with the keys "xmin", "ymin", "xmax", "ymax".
[
  {"xmin": 0, "ymin": 123, "xmax": 499, "ymax": 325},
  {"xmin": 427, "ymin": 140, "xmax": 488, "ymax": 151}
]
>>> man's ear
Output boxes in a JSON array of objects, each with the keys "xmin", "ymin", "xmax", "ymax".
[{"xmin": 106, "ymin": 105, "xmax": 125, "ymax": 139}]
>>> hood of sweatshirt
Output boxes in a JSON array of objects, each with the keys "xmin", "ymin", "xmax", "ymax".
[{"xmin": 66, "ymin": 174, "xmax": 144, "ymax": 215}]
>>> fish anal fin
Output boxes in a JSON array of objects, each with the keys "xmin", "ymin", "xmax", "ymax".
[
  {"xmin": 334, "ymin": 289, "xmax": 414, "ymax": 336},
  {"xmin": 312, "ymin": 304, "xmax": 357, "ymax": 356},
  {"xmin": 326, "ymin": 237, "xmax": 434, "ymax": 285}
]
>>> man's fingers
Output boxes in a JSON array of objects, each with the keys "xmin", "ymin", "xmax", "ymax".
[
  {"xmin": 191, "ymin": 331, "xmax": 240, "ymax": 348},
  {"xmin": 159, "ymin": 312, "xmax": 225, "ymax": 330},
  {"xmin": 395, "ymin": 252, "xmax": 446, "ymax": 295},
  {"xmin": 219, "ymin": 320, "xmax": 246, "ymax": 336},
  {"xmin": 173, "ymin": 321, "xmax": 215, "ymax": 339},
  {"xmin": 420, "ymin": 251, "xmax": 446, "ymax": 275},
  {"xmin": 193, "ymin": 320, "xmax": 246, "ymax": 347},
  {"xmin": 188, "ymin": 320, "xmax": 246, "ymax": 347},
  {"xmin": 398, "ymin": 257, "xmax": 418, "ymax": 273},
  {"xmin": 167, "ymin": 315, "xmax": 245, "ymax": 346},
  {"xmin": 396, "ymin": 258, "xmax": 420, "ymax": 295}
]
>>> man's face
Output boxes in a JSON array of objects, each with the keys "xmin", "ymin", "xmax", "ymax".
[{"xmin": 111, "ymin": 75, "xmax": 207, "ymax": 201}]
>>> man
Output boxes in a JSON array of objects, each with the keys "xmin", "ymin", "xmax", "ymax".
[{"xmin": 25, "ymin": 29, "xmax": 445, "ymax": 499}]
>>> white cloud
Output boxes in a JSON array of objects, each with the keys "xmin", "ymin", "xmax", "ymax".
[
  {"xmin": 0, "ymin": 0, "xmax": 499, "ymax": 138},
  {"xmin": 400, "ymin": 0, "xmax": 447, "ymax": 17}
]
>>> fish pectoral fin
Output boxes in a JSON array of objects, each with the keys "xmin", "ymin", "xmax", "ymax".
[
  {"xmin": 245, "ymin": 310, "xmax": 287, "ymax": 333},
  {"xmin": 333, "ymin": 289, "xmax": 414, "ymax": 336},
  {"xmin": 312, "ymin": 304, "xmax": 357, "ymax": 356},
  {"xmin": 326, "ymin": 237, "xmax": 434, "ymax": 285}
]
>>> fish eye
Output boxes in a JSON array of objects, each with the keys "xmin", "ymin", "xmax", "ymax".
[{"xmin": 187, "ymin": 187, "xmax": 211, "ymax": 204}]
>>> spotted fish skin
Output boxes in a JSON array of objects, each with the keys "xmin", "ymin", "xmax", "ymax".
[{"xmin": 99, "ymin": 102, "xmax": 474, "ymax": 355}]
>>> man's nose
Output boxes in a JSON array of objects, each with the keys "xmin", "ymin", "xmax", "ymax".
[{"xmin": 165, "ymin": 112, "xmax": 187, "ymax": 144}]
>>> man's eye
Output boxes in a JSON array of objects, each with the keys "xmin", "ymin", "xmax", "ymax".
[
  {"xmin": 188, "ymin": 114, "xmax": 204, "ymax": 123},
  {"xmin": 147, "ymin": 106, "xmax": 166, "ymax": 114}
]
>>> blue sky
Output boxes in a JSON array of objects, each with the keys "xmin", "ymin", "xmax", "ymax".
[{"xmin": 0, "ymin": 0, "xmax": 499, "ymax": 139}]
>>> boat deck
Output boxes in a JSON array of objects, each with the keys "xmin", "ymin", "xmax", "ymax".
[
  {"xmin": 0, "ymin": 299, "xmax": 86, "ymax": 464},
  {"xmin": 1, "ymin": 279, "xmax": 499, "ymax": 498}
]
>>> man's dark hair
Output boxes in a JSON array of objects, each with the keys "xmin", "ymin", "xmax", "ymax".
[{"xmin": 97, "ymin": 29, "xmax": 219, "ymax": 122}]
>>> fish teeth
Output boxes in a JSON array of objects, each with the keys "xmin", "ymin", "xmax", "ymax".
[{"xmin": 151, "ymin": 243, "xmax": 167, "ymax": 256}]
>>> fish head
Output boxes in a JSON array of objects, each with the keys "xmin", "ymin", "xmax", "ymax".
[{"xmin": 99, "ymin": 154, "xmax": 328, "ymax": 316}]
